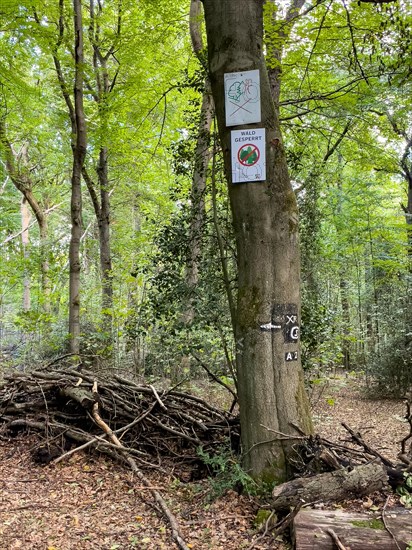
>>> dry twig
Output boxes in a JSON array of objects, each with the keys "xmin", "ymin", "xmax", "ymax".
[
  {"xmin": 90, "ymin": 380, "xmax": 190, "ymax": 550},
  {"xmin": 381, "ymin": 495, "xmax": 402, "ymax": 550},
  {"xmin": 326, "ymin": 528, "xmax": 350, "ymax": 550}
]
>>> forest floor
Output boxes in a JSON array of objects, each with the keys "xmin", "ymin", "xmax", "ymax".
[{"xmin": 0, "ymin": 371, "xmax": 409, "ymax": 550}]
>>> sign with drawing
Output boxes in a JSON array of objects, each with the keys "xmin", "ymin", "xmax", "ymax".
[
  {"xmin": 224, "ymin": 70, "xmax": 261, "ymax": 126},
  {"xmin": 231, "ymin": 128, "xmax": 265, "ymax": 183}
]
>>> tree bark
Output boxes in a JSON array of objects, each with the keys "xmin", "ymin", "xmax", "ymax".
[
  {"xmin": 84, "ymin": 0, "xmax": 117, "ymax": 324},
  {"xmin": 202, "ymin": 0, "xmax": 312, "ymax": 480},
  {"xmin": 272, "ymin": 462, "xmax": 388, "ymax": 511},
  {"xmin": 21, "ymin": 198, "xmax": 31, "ymax": 312},
  {"xmin": 69, "ymin": 0, "xmax": 87, "ymax": 354},
  {"xmin": 182, "ymin": 0, "xmax": 214, "ymax": 325},
  {"xmin": 294, "ymin": 507, "xmax": 412, "ymax": 550},
  {"xmin": 96, "ymin": 147, "xmax": 113, "ymax": 317},
  {"xmin": 82, "ymin": 149, "xmax": 113, "ymax": 321},
  {"xmin": 0, "ymin": 120, "xmax": 51, "ymax": 314},
  {"xmin": 266, "ymin": 0, "xmax": 306, "ymax": 107}
]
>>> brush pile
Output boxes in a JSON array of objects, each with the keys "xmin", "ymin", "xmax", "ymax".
[{"xmin": 0, "ymin": 366, "xmax": 239, "ymax": 472}]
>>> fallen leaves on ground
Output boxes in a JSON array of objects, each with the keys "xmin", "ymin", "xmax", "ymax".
[
  {"xmin": 0, "ymin": 373, "xmax": 409, "ymax": 549},
  {"xmin": 311, "ymin": 372, "xmax": 409, "ymax": 463},
  {"xmin": 0, "ymin": 435, "xmax": 286, "ymax": 550}
]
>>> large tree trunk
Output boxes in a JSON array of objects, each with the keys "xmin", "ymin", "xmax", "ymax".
[
  {"xmin": 202, "ymin": 0, "xmax": 312, "ymax": 481},
  {"xmin": 69, "ymin": 0, "xmax": 87, "ymax": 354}
]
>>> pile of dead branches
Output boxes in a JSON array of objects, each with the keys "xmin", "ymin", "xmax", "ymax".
[
  {"xmin": 0, "ymin": 367, "xmax": 239, "ymax": 471},
  {"xmin": 271, "ymin": 415, "xmax": 412, "ymax": 512}
]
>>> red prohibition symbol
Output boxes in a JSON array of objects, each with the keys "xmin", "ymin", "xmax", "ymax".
[{"xmin": 238, "ymin": 143, "xmax": 260, "ymax": 167}]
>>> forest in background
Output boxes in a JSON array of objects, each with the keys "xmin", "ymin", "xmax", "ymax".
[{"xmin": 0, "ymin": 0, "xmax": 411, "ymax": 396}]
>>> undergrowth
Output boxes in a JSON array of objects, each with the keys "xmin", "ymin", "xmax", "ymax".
[{"xmin": 197, "ymin": 445, "xmax": 265, "ymax": 499}]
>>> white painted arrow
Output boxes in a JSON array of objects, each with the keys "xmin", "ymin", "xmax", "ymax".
[{"xmin": 260, "ymin": 322, "xmax": 282, "ymax": 331}]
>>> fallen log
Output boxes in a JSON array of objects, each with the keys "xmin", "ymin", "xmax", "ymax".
[
  {"xmin": 272, "ymin": 462, "xmax": 389, "ymax": 511},
  {"xmin": 293, "ymin": 507, "xmax": 412, "ymax": 550}
]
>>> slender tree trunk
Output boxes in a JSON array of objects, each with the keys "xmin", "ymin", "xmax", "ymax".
[
  {"xmin": 83, "ymin": 0, "xmax": 117, "ymax": 327},
  {"xmin": 182, "ymin": 0, "xmax": 214, "ymax": 324},
  {"xmin": 39, "ymin": 216, "xmax": 51, "ymax": 315},
  {"xmin": 384, "ymin": 114, "xmax": 412, "ymax": 344},
  {"xmin": 84, "ymin": 144, "xmax": 113, "ymax": 318},
  {"xmin": 399, "ymin": 176, "xmax": 412, "ymax": 363},
  {"xmin": 339, "ymin": 275, "xmax": 351, "ymax": 370},
  {"xmin": 266, "ymin": 0, "xmax": 306, "ymax": 107},
  {"xmin": 402, "ymin": 172, "xmax": 412, "ymax": 340},
  {"xmin": 202, "ymin": 0, "xmax": 312, "ymax": 481},
  {"xmin": 21, "ymin": 198, "xmax": 31, "ymax": 312},
  {"xmin": 69, "ymin": 0, "xmax": 87, "ymax": 354},
  {"xmin": 97, "ymin": 148, "xmax": 113, "ymax": 315},
  {"xmin": 0, "ymin": 120, "xmax": 51, "ymax": 314},
  {"xmin": 178, "ymin": 0, "xmax": 215, "ymax": 379},
  {"xmin": 183, "ymin": 82, "xmax": 214, "ymax": 321},
  {"xmin": 364, "ymin": 215, "xmax": 380, "ymax": 355},
  {"xmin": 81, "ymin": 149, "xmax": 113, "ymax": 331},
  {"xmin": 334, "ymin": 167, "xmax": 352, "ymax": 369},
  {"xmin": 407, "ymin": 180, "xmax": 412, "ymax": 261}
]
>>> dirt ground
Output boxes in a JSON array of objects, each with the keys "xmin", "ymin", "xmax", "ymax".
[
  {"xmin": 0, "ymin": 373, "xmax": 409, "ymax": 550},
  {"xmin": 310, "ymin": 372, "xmax": 410, "ymax": 464}
]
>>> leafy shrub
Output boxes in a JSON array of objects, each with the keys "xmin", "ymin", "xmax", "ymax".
[
  {"xmin": 197, "ymin": 445, "xmax": 258, "ymax": 498},
  {"xmin": 366, "ymin": 335, "xmax": 412, "ymax": 397},
  {"xmin": 397, "ymin": 472, "xmax": 412, "ymax": 509}
]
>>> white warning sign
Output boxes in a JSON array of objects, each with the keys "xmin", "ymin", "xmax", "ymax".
[
  {"xmin": 231, "ymin": 128, "xmax": 266, "ymax": 184},
  {"xmin": 224, "ymin": 70, "xmax": 261, "ymax": 127}
]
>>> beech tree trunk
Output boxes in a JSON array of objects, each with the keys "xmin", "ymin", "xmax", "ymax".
[
  {"xmin": 80, "ymin": 0, "xmax": 125, "ymax": 329},
  {"xmin": 0, "ymin": 120, "xmax": 51, "ymax": 314},
  {"xmin": 183, "ymin": 0, "xmax": 214, "ymax": 325},
  {"xmin": 82, "ymin": 145, "xmax": 113, "ymax": 322},
  {"xmin": 69, "ymin": 0, "xmax": 87, "ymax": 354},
  {"xmin": 21, "ymin": 198, "xmax": 31, "ymax": 312},
  {"xmin": 202, "ymin": 0, "xmax": 312, "ymax": 480},
  {"xmin": 96, "ymin": 146, "xmax": 113, "ymax": 317}
]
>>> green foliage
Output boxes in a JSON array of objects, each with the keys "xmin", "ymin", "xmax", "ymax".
[
  {"xmin": 365, "ymin": 317, "xmax": 412, "ymax": 397},
  {"xmin": 397, "ymin": 472, "xmax": 412, "ymax": 509},
  {"xmin": 126, "ymin": 199, "xmax": 235, "ymax": 378},
  {"xmin": 197, "ymin": 445, "xmax": 258, "ymax": 499},
  {"xmin": 367, "ymin": 348, "xmax": 411, "ymax": 397},
  {"xmin": 14, "ymin": 310, "xmax": 54, "ymax": 334},
  {"xmin": 0, "ymin": 0, "xmax": 411, "ymax": 390}
]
